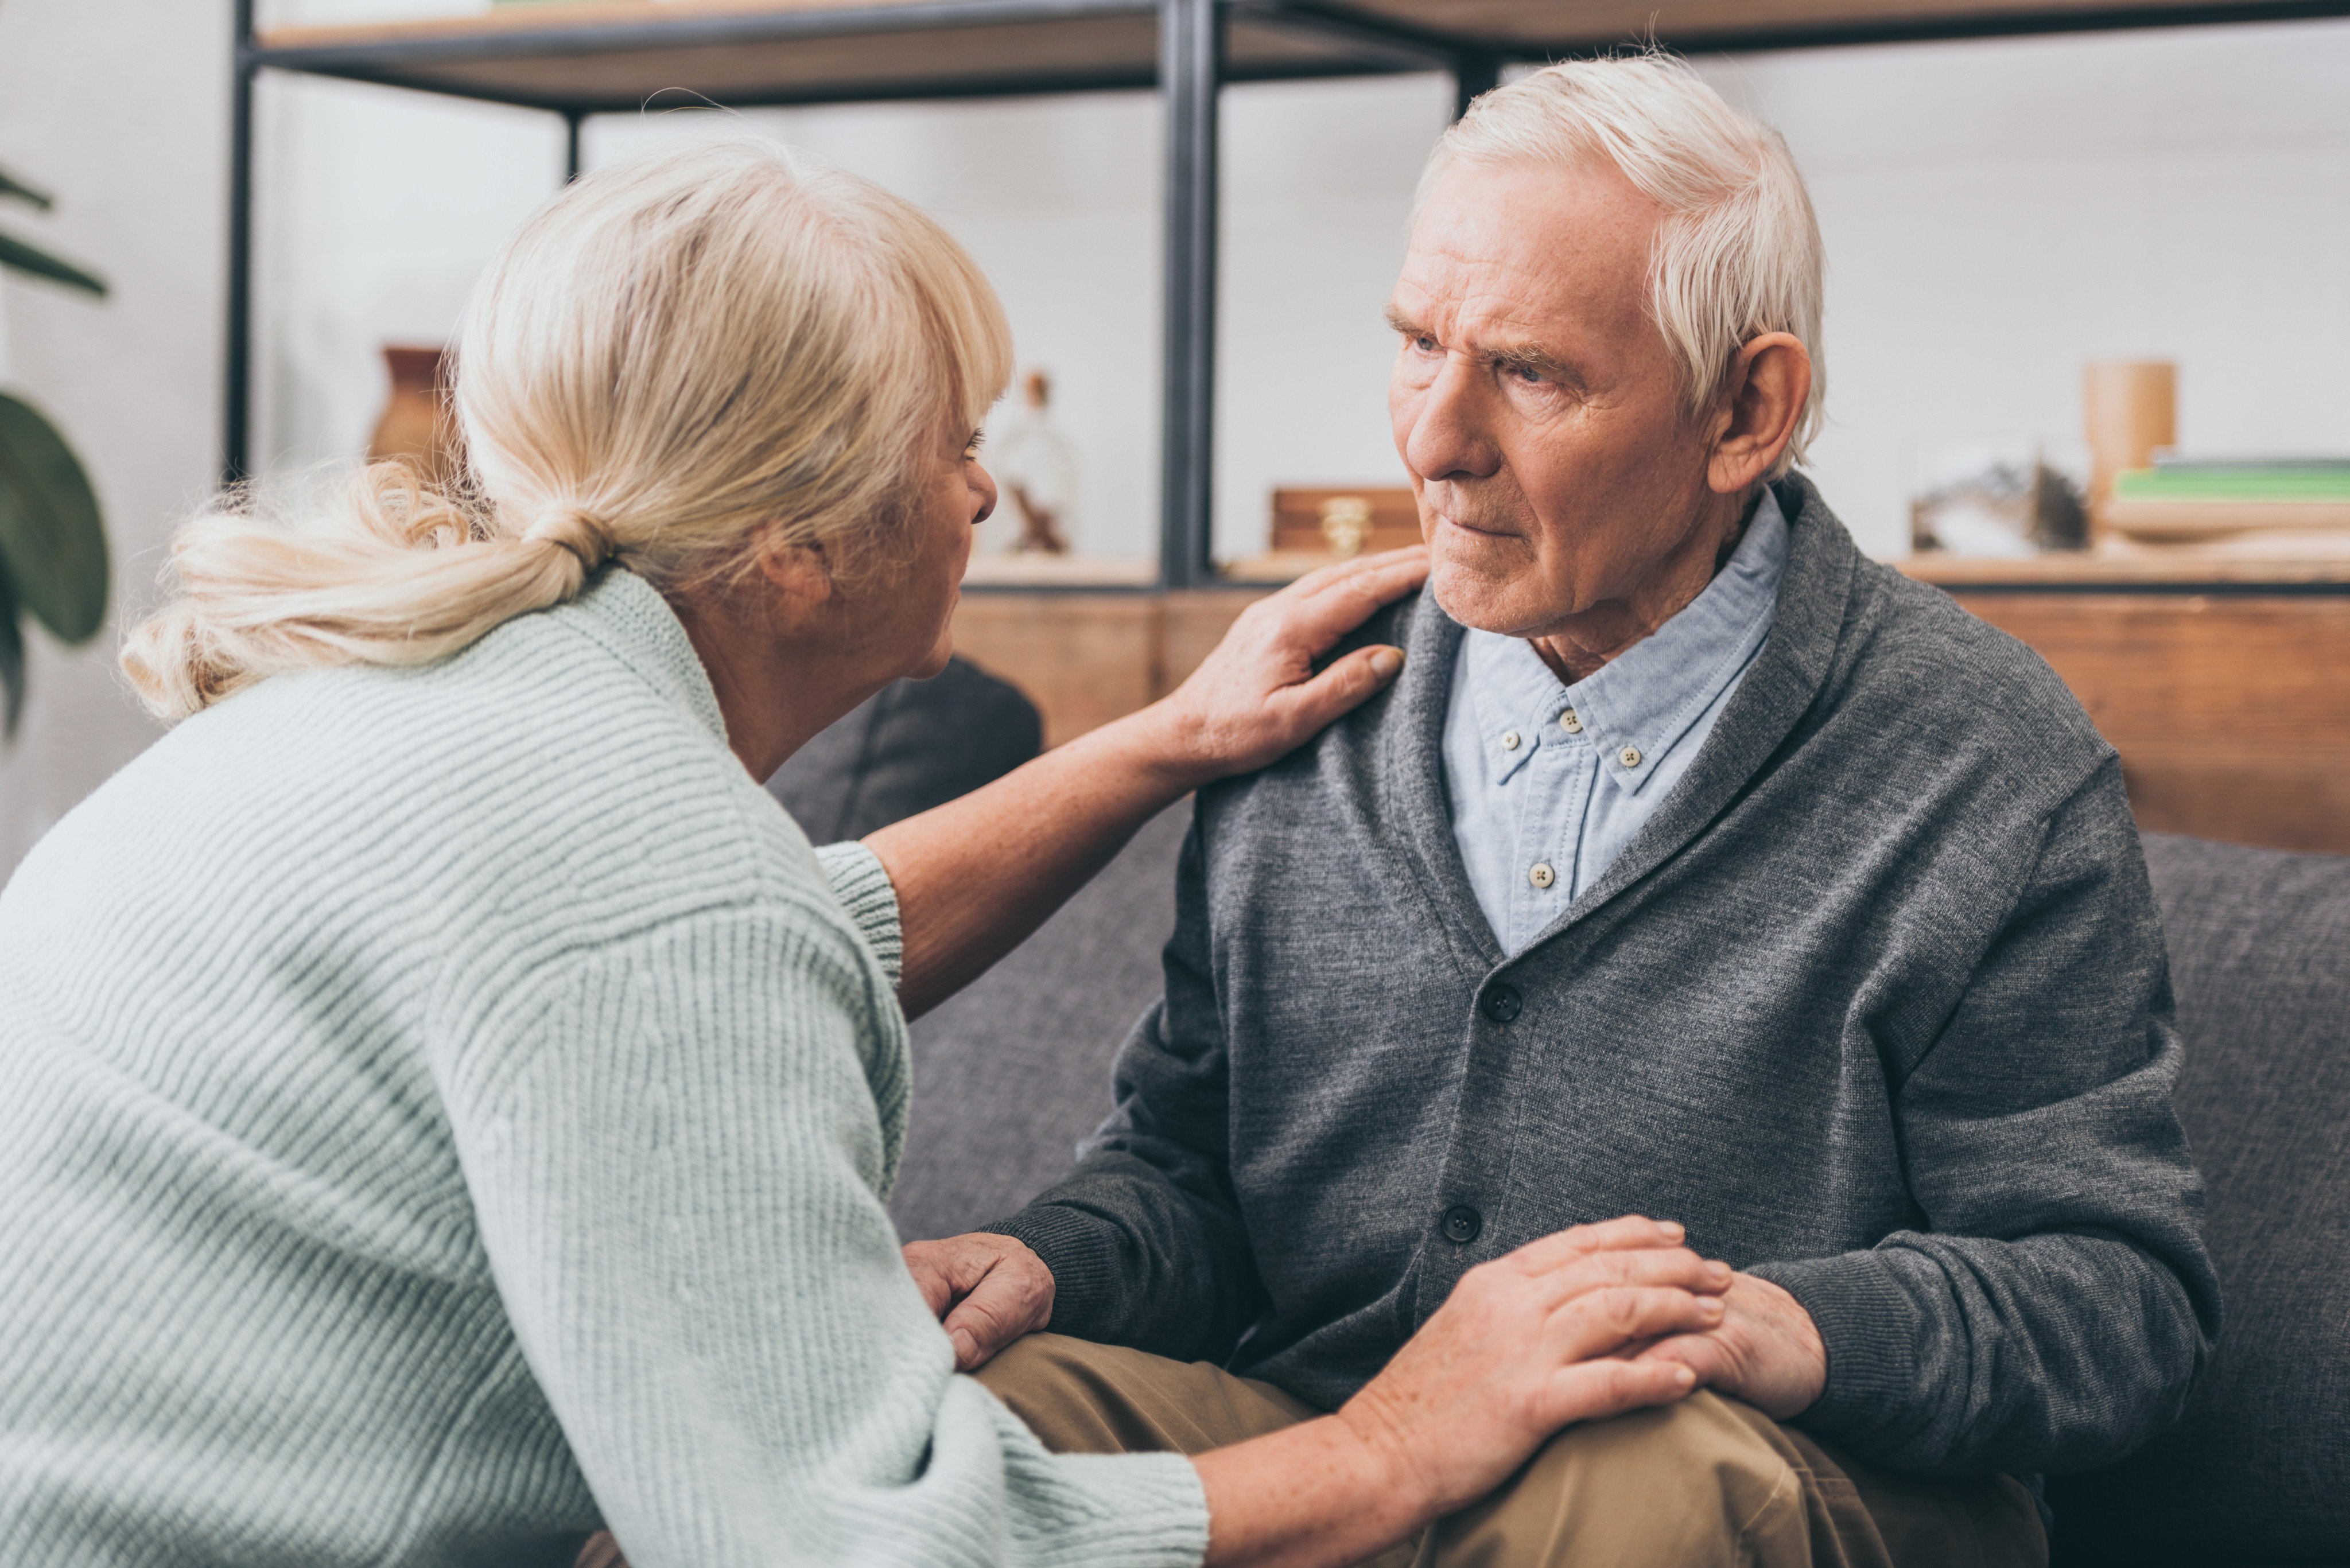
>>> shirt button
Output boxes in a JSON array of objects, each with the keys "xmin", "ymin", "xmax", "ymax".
[
  {"xmin": 1481, "ymin": 984, "xmax": 1521, "ymax": 1022},
  {"xmin": 1500, "ymin": 729, "xmax": 1521, "ymax": 751},
  {"xmin": 1442, "ymin": 1205, "xmax": 1483, "ymax": 1244},
  {"xmin": 1559, "ymin": 710, "xmax": 1583, "ymax": 734},
  {"xmin": 1619, "ymin": 745, "xmax": 1642, "ymax": 768},
  {"xmin": 1528, "ymin": 862, "xmax": 1555, "ymax": 889}
]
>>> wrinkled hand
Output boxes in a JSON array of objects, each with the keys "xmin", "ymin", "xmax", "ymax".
[
  {"xmin": 903, "ymin": 1232, "xmax": 1056, "ymax": 1372},
  {"xmin": 1337, "ymin": 1216, "xmax": 1731, "ymax": 1520},
  {"xmin": 1142, "ymin": 547, "xmax": 1428, "ymax": 790},
  {"xmin": 1635, "ymin": 1271, "xmax": 1826, "ymax": 1419}
]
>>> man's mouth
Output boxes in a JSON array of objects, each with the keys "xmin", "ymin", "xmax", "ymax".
[{"xmin": 1434, "ymin": 511, "xmax": 1519, "ymax": 540}]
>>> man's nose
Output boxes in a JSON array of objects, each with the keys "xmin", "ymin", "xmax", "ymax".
[{"xmin": 1402, "ymin": 355, "xmax": 1501, "ymax": 484}]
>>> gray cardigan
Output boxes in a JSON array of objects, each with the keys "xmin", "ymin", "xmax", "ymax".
[{"xmin": 993, "ymin": 476, "xmax": 2220, "ymax": 1478}]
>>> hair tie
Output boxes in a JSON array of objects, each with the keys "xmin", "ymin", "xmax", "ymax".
[{"xmin": 521, "ymin": 508, "xmax": 615, "ymax": 571}]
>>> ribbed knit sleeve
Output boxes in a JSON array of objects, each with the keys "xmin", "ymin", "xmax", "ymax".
[
  {"xmin": 445, "ymin": 897, "xmax": 1207, "ymax": 1568},
  {"xmin": 817, "ymin": 840, "xmax": 903, "ymax": 989}
]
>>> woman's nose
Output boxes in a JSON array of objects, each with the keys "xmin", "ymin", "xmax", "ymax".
[{"xmin": 969, "ymin": 463, "xmax": 998, "ymax": 526}]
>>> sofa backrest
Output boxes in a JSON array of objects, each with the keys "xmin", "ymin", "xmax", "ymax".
[
  {"xmin": 770, "ymin": 656, "xmax": 1042, "ymax": 843},
  {"xmin": 2046, "ymin": 834, "xmax": 2350, "ymax": 1566},
  {"xmin": 887, "ymin": 804, "xmax": 1189, "ymax": 1241},
  {"xmin": 885, "ymin": 815, "xmax": 2350, "ymax": 1565}
]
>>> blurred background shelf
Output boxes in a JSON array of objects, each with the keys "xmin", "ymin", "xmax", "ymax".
[
  {"xmin": 231, "ymin": 0, "xmax": 2350, "ymax": 589},
  {"xmin": 251, "ymin": 0, "xmax": 1445, "ymax": 111},
  {"xmin": 1899, "ymin": 550, "xmax": 2350, "ymax": 587},
  {"xmin": 960, "ymin": 551, "xmax": 1160, "ymax": 587},
  {"xmin": 228, "ymin": 0, "xmax": 2350, "ymax": 855},
  {"xmin": 251, "ymin": 0, "xmax": 2350, "ymax": 111}
]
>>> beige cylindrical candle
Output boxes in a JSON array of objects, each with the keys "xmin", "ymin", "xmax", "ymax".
[{"xmin": 2083, "ymin": 360, "xmax": 2176, "ymax": 542}]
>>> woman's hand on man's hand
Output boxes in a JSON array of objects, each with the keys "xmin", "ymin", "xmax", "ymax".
[
  {"xmin": 902, "ymin": 1232, "xmax": 1056, "ymax": 1371},
  {"xmin": 1330, "ymin": 1216, "xmax": 1730, "ymax": 1522},
  {"xmin": 1193, "ymin": 1215, "xmax": 1730, "ymax": 1568},
  {"xmin": 1136, "ymin": 546, "xmax": 1429, "ymax": 792}
]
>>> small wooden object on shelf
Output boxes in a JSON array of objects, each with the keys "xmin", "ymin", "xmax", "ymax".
[
  {"xmin": 1227, "ymin": 486, "xmax": 1421, "ymax": 581},
  {"xmin": 366, "ymin": 345, "xmax": 461, "ymax": 487},
  {"xmin": 2083, "ymin": 360, "xmax": 2176, "ymax": 546}
]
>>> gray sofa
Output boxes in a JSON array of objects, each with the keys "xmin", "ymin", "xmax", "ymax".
[{"xmin": 886, "ymin": 810, "xmax": 2350, "ymax": 1567}]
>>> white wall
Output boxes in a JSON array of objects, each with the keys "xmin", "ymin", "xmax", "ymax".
[
  {"xmin": 1695, "ymin": 22, "xmax": 2350, "ymax": 553},
  {"xmin": 0, "ymin": 0, "xmax": 230, "ymax": 875},
  {"xmin": 5, "ymin": 2, "xmax": 2349, "ymax": 878}
]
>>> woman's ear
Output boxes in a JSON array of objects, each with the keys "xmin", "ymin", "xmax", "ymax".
[{"xmin": 753, "ymin": 530, "xmax": 836, "ymax": 609}]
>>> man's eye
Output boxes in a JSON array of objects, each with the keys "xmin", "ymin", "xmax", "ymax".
[
  {"xmin": 1414, "ymin": 336, "xmax": 1438, "ymax": 352},
  {"xmin": 1512, "ymin": 365, "xmax": 1543, "ymax": 384}
]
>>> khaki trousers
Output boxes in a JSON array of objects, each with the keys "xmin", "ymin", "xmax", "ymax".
[{"xmin": 976, "ymin": 1333, "xmax": 2047, "ymax": 1568}]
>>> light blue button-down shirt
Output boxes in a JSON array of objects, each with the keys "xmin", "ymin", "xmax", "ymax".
[{"xmin": 1440, "ymin": 489, "xmax": 1790, "ymax": 954}]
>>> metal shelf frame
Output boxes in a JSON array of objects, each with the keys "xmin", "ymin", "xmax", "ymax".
[{"xmin": 223, "ymin": 0, "xmax": 2350, "ymax": 588}]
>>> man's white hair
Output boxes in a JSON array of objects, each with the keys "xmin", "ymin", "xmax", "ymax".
[{"xmin": 1426, "ymin": 54, "xmax": 1825, "ymax": 475}]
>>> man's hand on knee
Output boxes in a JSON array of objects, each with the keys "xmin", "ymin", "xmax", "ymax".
[
  {"xmin": 1636, "ymin": 1271, "xmax": 1826, "ymax": 1419},
  {"xmin": 902, "ymin": 1233, "xmax": 1056, "ymax": 1372}
]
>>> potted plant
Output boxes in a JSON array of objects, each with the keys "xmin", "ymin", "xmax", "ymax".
[{"xmin": 0, "ymin": 153, "xmax": 109, "ymax": 739}]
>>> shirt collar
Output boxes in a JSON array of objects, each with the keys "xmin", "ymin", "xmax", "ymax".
[{"xmin": 1463, "ymin": 487, "xmax": 1790, "ymax": 796}]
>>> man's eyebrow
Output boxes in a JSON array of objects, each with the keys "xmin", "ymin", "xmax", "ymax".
[
  {"xmin": 1384, "ymin": 308, "xmax": 1580, "ymax": 383},
  {"xmin": 1485, "ymin": 340, "xmax": 1577, "ymax": 382}
]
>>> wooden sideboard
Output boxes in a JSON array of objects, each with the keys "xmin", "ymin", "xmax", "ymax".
[
  {"xmin": 1900, "ymin": 555, "xmax": 2350, "ymax": 855},
  {"xmin": 953, "ymin": 555, "xmax": 2350, "ymax": 855}
]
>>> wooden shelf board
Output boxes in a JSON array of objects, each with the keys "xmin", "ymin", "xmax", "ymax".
[
  {"xmin": 1896, "ymin": 551, "xmax": 2350, "ymax": 589},
  {"xmin": 254, "ymin": 1, "xmax": 1428, "ymax": 110},
  {"xmin": 961, "ymin": 551, "xmax": 1160, "ymax": 587},
  {"xmin": 1338, "ymin": 0, "xmax": 2350, "ymax": 52},
  {"xmin": 252, "ymin": 0, "xmax": 2349, "ymax": 110}
]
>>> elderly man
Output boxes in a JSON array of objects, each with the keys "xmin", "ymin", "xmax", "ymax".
[{"xmin": 909, "ymin": 55, "xmax": 2217, "ymax": 1567}]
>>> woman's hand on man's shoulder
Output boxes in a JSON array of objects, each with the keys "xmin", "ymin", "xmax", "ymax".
[{"xmin": 1139, "ymin": 546, "xmax": 1430, "ymax": 791}]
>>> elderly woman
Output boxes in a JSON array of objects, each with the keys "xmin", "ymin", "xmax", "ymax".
[{"xmin": 0, "ymin": 142, "xmax": 1727, "ymax": 1568}]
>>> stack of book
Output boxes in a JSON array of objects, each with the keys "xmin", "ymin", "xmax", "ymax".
[{"xmin": 2104, "ymin": 458, "xmax": 2350, "ymax": 554}]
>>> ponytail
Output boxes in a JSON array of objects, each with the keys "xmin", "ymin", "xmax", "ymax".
[
  {"xmin": 122, "ymin": 466, "xmax": 611, "ymax": 718},
  {"xmin": 122, "ymin": 138, "xmax": 1012, "ymax": 720}
]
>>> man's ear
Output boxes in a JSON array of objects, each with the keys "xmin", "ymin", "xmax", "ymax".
[
  {"xmin": 752, "ymin": 528, "xmax": 836, "ymax": 609},
  {"xmin": 1706, "ymin": 333, "xmax": 1813, "ymax": 496}
]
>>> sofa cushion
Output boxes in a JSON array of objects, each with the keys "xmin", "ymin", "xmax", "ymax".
[
  {"xmin": 888, "ymin": 804, "xmax": 1190, "ymax": 1242},
  {"xmin": 2046, "ymin": 835, "xmax": 2350, "ymax": 1565}
]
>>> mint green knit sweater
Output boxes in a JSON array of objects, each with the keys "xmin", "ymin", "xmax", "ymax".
[{"xmin": 0, "ymin": 570, "xmax": 1209, "ymax": 1567}]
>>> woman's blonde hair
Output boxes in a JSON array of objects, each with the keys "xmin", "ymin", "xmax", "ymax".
[
  {"xmin": 1429, "ymin": 54, "xmax": 1825, "ymax": 474},
  {"xmin": 125, "ymin": 139, "xmax": 1013, "ymax": 718}
]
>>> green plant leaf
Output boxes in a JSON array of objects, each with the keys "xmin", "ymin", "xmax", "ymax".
[
  {"xmin": 0, "ymin": 558, "xmax": 25, "ymax": 740},
  {"xmin": 0, "ymin": 228, "xmax": 106, "ymax": 297},
  {"xmin": 0, "ymin": 164, "xmax": 56, "ymax": 212},
  {"xmin": 0, "ymin": 393, "xmax": 109, "ymax": 643}
]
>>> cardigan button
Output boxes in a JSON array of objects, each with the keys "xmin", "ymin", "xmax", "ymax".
[
  {"xmin": 1481, "ymin": 985, "xmax": 1521, "ymax": 1023},
  {"xmin": 1442, "ymin": 1206, "xmax": 1483, "ymax": 1244}
]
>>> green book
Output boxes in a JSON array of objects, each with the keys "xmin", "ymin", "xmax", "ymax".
[{"xmin": 2114, "ymin": 466, "xmax": 2350, "ymax": 503}]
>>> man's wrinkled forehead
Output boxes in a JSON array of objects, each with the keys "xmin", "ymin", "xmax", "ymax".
[{"xmin": 1392, "ymin": 158, "xmax": 1658, "ymax": 347}]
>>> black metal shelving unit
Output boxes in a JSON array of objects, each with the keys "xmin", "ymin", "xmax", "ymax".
[{"xmin": 224, "ymin": 0, "xmax": 2350, "ymax": 589}]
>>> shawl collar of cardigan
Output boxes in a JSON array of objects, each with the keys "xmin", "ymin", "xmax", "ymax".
[{"xmin": 1377, "ymin": 473, "xmax": 1856, "ymax": 982}]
